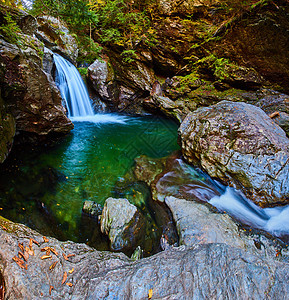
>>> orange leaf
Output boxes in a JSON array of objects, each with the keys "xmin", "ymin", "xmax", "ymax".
[
  {"xmin": 12, "ymin": 256, "xmax": 27, "ymax": 270},
  {"xmin": 43, "ymin": 236, "xmax": 49, "ymax": 243},
  {"xmin": 18, "ymin": 251, "xmax": 27, "ymax": 261},
  {"xmin": 50, "ymin": 248, "xmax": 58, "ymax": 256},
  {"xmin": 62, "ymin": 271, "xmax": 67, "ymax": 285},
  {"xmin": 66, "ymin": 254, "xmax": 75, "ymax": 258},
  {"xmin": 49, "ymin": 286, "xmax": 54, "ymax": 295},
  {"xmin": 1, "ymin": 224, "xmax": 7, "ymax": 231},
  {"xmin": 31, "ymin": 238, "xmax": 40, "ymax": 246},
  {"xmin": 23, "ymin": 251, "xmax": 29, "ymax": 261},
  {"xmin": 46, "ymin": 249, "xmax": 51, "ymax": 256},
  {"xmin": 49, "ymin": 261, "xmax": 58, "ymax": 270},
  {"xmin": 68, "ymin": 268, "xmax": 74, "ymax": 274},
  {"xmin": 26, "ymin": 246, "xmax": 34, "ymax": 256},
  {"xmin": 29, "ymin": 239, "xmax": 33, "ymax": 248},
  {"xmin": 41, "ymin": 247, "xmax": 50, "ymax": 252},
  {"xmin": 66, "ymin": 282, "xmax": 73, "ymax": 287},
  {"xmin": 62, "ymin": 253, "xmax": 68, "ymax": 261},
  {"xmin": 18, "ymin": 243, "xmax": 24, "ymax": 253},
  {"xmin": 41, "ymin": 255, "xmax": 52, "ymax": 260},
  {"xmin": 148, "ymin": 289, "xmax": 153, "ymax": 299}
]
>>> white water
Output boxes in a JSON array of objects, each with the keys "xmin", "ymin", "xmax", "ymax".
[
  {"xmin": 210, "ymin": 187, "xmax": 289, "ymax": 238},
  {"xmin": 53, "ymin": 53, "xmax": 128, "ymax": 124},
  {"xmin": 70, "ymin": 114, "xmax": 128, "ymax": 124},
  {"xmin": 54, "ymin": 53, "xmax": 94, "ymax": 117}
]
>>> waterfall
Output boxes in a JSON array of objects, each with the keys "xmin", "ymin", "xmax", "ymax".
[{"xmin": 54, "ymin": 53, "xmax": 94, "ymax": 118}]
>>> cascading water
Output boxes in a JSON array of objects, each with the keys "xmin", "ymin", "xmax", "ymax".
[
  {"xmin": 53, "ymin": 53, "xmax": 127, "ymax": 124},
  {"xmin": 54, "ymin": 53, "xmax": 94, "ymax": 118}
]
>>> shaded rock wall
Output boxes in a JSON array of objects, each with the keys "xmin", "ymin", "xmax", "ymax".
[{"xmin": 0, "ymin": 6, "xmax": 75, "ymax": 163}]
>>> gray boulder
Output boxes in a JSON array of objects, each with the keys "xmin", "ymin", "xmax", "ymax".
[
  {"xmin": 179, "ymin": 100, "xmax": 289, "ymax": 207},
  {"xmin": 100, "ymin": 198, "xmax": 144, "ymax": 251},
  {"xmin": 1, "ymin": 217, "xmax": 289, "ymax": 299},
  {"xmin": 165, "ymin": 196, "xmax": 248, "ymax": 249},
  {"xmin": 82, "ymin": 200, "xmax": 103, "ymax": 217},
  {"xmin": 87, "ymin": 58, "xmax": 115, "ymax": 102}
]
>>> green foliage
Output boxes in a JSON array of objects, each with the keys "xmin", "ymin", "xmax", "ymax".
[
  {"xmin": 0, "ymin": 13, "xmax": 23, "ymax": 46},
  {"xmin": 76, "ymin": 35, "xmax": 103, "ymax": 64},
  {"xmin": 77, "ymin": 67, "xmax": 88, "ymax": 77},
  {"xmin": 194, "ymin": 54, "xmax": 235, "ymax": 81},
  {"xmin": 121, "ymin": 49, "xmax": 137, "ymax": 63}
]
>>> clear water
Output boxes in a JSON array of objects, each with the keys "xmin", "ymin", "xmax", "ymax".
[{"xmin": 0, "ymin": 114, "xmax": 179, "ymax": 254}]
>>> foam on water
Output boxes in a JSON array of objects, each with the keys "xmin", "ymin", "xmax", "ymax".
[
  {"xmin": 70, "ymin": 114, "xmax": 129, "ymax": 124},
  {"xmin": 210, "ymin": 187, "xmax": 289, "ymax": 237}
]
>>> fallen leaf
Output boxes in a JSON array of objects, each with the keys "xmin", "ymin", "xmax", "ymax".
[
  {"xmin": 18, "ymin": 243, "xmax": 24, "ymax": 253},
  {"xmin": 66, "ymin": 282, "xmax": 73, "ymax": 287},
  {"xmin": 49, "ymin": 286, "xmax": 54, "ymax": 295},
  {"xmin": 29, "ymin": 239, "xmax": 33, "ymax": 248},
  {"xmin": 62, "ymin": 253, "xmax": 68, "ymax": 261},
  {"xmin": 148, "ymin": 289, "xmax": 153, "ymax": 299},
  {"xmin": 23, "ymin": 251, "xmax": 29, "ymax": 261},
  {"xmin": 43, "ymin": 236, "xmax": 49, "ymax": 243},
  {"xmin": 50, "ymin": 248, "xmax": 58, "ymax": 256},
  {"xmin": 12, "ymin": 256, "xmax": 27, "ymax": 270},
  {"xmin": 49, "ymin": 261, "xmax": 58, "ymax": 270},
  {"xmin": 31, "ymin": 238, "xmax": 40, "ymax": 246},
  {"xmin": 46, "ymin": 249, "xmax": 51, "ymax": 256},
  {"xmin": 1, "ymin": 224, "xmax": 7, "ymax": 231},
  {"xmin": 41, "ymin": 255, "xmax": 52, "ymax": 260},
  {"xmin": 40, "ymin": 292, "xmax": 43, "ymax": 296},
  {"xmin": 25, "ymin": 246, "xmax": 34, "ymax": 256},
  {"xmin": 269, "ymin": 111, "xmax": 280, "ymax": 119},
  {"xmin": 68, "ymin": 268, "xmax": 74, "ymax": 274},
  {"xmin": 62, "ymin": 272, "xmax": 67, "ymax": 285},
  {"xmin": 41, "ymin": 247, "xmax": 50, "ymax": 252},
  {"xmin": 66, "ymin": 254, "xmax": 75, "ymax": 258},
  {"xmin": 18, "ymin": 251, "xmax": 27, "ymax": 261}
]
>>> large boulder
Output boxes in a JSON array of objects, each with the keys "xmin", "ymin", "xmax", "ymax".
[
  {"xmin": 100, "ymin": 198, "xmax": 145, "ymax": 252},
  {"xmin": 165, "ymin": 196, "xmax": 247, "ymax": 249},
  {"xmin": 0, "ymin": 38, "xmax": 73, "ymax": 149},
  {"xmin": 36, "ymin": 16, "xmax": 78, "ymax": 63},
  {"xmin": 87, "ymin": 58, "xmax": 116, "ymax": 102},
  {"xmin": 1, "ymin": 217, "xmax": 289, "ymax": 299},
  {"xmin": 179, "ymin": 100, "xmax": 289, "ymax": 207}
]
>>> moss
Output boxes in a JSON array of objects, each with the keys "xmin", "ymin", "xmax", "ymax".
[{"xmin": 77, "ymin": 67, "xmax": 88, "ymax": 77}]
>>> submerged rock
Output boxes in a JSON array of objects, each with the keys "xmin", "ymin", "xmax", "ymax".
[
  {"xmin": 100, "ymin": 198, "xmax": 144, "ymax": 252},
  {"xmin": 179, "ymin": 100, "xmax": 289, "ymax": 207},
  {"xmin": 82, "ymin": 200, "xmax": 103, "ymax": 217},
  {"xmin": 1, "ymin": 217, "xmax": 289, "ymax": 299}
]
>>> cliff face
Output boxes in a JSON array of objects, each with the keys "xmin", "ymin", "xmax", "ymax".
[
  {"xmin": 87, "ymin": 0, "xmax": 289, "ymax": 116},
  {"xmin": 0, "ymin": 5, "xmax": 75, "ymax": 163}
]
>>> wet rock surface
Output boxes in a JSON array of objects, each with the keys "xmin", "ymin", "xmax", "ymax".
[
  {"xmin": 165, "ymin": 196, "xmax": 247, "ymax": 248},
  {"xmin": 179, "ymin": 100, "xmax": 289, "ymax": 207},
  {"xmin": 82, "ymin": 201, "xmax": 103, "ymax": 218},
  {"xmin": 36, "ymin": 16, "xmax": 78, "ymax": 63},
  {"xmin": 1, "ymin": 217, "xmax": 289, "ymax": 299},
  {"xmin": 0, "ymin": 39, "xmax": 73, "ymax": 136},
  {"xmin": 100, "ymin": 198, "xmax": 145, "ymax": 252}
]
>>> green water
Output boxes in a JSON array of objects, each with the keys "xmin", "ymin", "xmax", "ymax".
[{"xmin": 0, "ymin": 114, "xmax": 179, "ymax": 254}]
